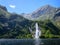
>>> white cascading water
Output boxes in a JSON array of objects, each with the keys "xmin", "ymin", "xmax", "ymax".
[
  {"xmin": 35, "ymin": 23, "xmax": 41, "ymax": 39},
  {"xmin": 29, "ymin": 23, "xmax": 42, "ymax": 45},
  {"xmin": 34, "ymin": 23, "xmax": 42, "ymax": 45}
]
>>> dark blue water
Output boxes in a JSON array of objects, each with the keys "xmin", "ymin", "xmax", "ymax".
[{"xmin": 0, "ymin": 39, "xmax": 60, "ymax": 45}]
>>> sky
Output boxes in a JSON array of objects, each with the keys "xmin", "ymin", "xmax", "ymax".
[{"xmin": 0, "ymin": 0, "xmax": 60, "ymax": 14}]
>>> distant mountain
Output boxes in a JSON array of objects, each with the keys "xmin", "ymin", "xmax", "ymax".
[
  {"xmin": 0, "ymin": 5, "xmax": 60, "ymax": 38},
  {"xmin": 53, "ymin": 9, "xmax": 60, "ymax": 28},
  {"xmin": 0, "ymin": 5, "xmax": 7, "ymax": 11},
  {"xmin": 22, "ymin": 5, "xmax": 60, "ymax": 37},
  {"xmin": 0, "ymin": 5, "xmax": 33, "ymax": 38},
  {"xmin": 23, "ymin": 5, "xmax": 60, "ymax": 21},
  {"xmin": 22, "ymin": 5, "xmax": 60, "ymax": 29}
]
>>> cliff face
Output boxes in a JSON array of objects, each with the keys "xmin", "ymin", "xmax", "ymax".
[
  {"xmin": 0, "ymin": 5, "xmax": 33, "ymax": 38},
  {"xmin": 23, "ymin": 5, "xmax": 60, "ymax": 21},
  {"xmin": 0, "ymin": 5, "xmax": 7, "ymax": 11},
  {"xmin": 0, "ymin": 5, "xmax": 60, "ymax": 38}
]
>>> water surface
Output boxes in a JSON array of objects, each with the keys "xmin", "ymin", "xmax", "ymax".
[{"xmin": 0, "ymin": 39, "xmax": 60, "ymax": 45}]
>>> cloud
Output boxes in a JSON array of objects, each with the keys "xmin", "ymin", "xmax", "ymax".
[{"xmin": 9, "ymin": 4, "xmax": 16, "ymax": 9}]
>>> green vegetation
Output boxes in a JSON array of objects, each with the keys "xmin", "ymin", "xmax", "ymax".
[{"xmin": 0, "ymin": 5, "xmax": 60, "ymax": 39}]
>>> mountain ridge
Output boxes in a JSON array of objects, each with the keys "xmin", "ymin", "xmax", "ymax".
[
  {"xmin": 23, "ymin": 5, "xmax": 60, "ymax": 21},
  {"xmin": 0, "ymin": 5, "xmax": 60, "ymax": 38},
  {"xmin": 0, "ymin": 5, "xmax": 7, "ymax": 11}
]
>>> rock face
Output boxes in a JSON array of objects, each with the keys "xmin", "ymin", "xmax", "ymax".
[
  {"xmin": 0, "ymin": 5, "xmax": 60, "ymax": 38},
  {"xmin": 23, "ymin": 5, "xmax": 60, "ymax": 21},
  {"xmin": 31, "ymin": 5, "xmax": 56, "ymax": 18},
  {"xmin": 0, "ymin": 5, "xmax": 33, "ymax": 38},
  {"xmin": 0, "ymin": 5, "xmax": 7, "ymax": 11}
]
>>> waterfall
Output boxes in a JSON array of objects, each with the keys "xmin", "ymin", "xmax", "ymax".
[
  {"xmin": 29, "ymin": 23, "xmax": 41, "ymax": 39},
  {"xmin": 29, "ymin": 23, "xmax": 43, "ymax": 45},
  {"xmin": 34, "ymin": 23, "xmax": 41, "ymax": 45},
  {"xmin": 35, "ymin": 23, "xmax": 41, "ymax": 39}
]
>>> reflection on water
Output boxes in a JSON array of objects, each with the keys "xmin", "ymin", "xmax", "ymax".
[
  {"xmin": 34, "ymin": 39, "xmax": 44, "ymax": 45},
  {"xmin": 0, "ymin": 39, "xmax": 60, "ymax": 45},
  {"xmin": 34, "ymin": 39, "xmax": 40, "ymax": 45}
]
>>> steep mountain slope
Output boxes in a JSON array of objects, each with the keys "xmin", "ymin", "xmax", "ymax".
[
  {"xmin": 0, "ymin": 5, "xmax": 7, "ymax": 11},
  {"xmin": 23, "ymin": 5, "xmax": 60, "ymax": 30},
  {"xmin": 0, "ymin": 5, "xmax": 60, "ymax": 38},
  {"xmin": 24, "ymin": 5, "xmax": 59, "ymax": 21},
  {"xmin": 0, "ymin": 5, "xmax": 33, "ymax": 38},
  {"xmin": 53, "ymin": 9, "xmax": 60, "ymax": 28}
]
